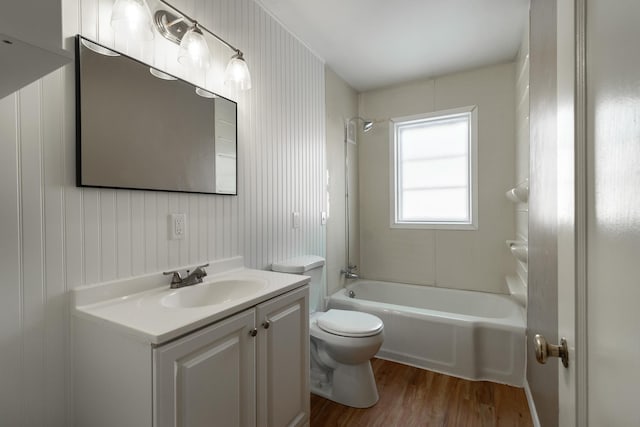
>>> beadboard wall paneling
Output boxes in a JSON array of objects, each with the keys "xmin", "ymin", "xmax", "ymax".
[
  {"xmin": 0, "ymin": 77, "xmax": 24, "ymax": 427},
  {"xmin": 0, "ymin": 0, "xmax": 326, "ymax": 424}
]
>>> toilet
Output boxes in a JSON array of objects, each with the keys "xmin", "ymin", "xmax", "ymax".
[{"xmin": 271, "ymin": 255, "xmax": 384, "ymax": 408}]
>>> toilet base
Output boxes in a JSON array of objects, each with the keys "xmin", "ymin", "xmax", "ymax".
[{"xmin": 310, "ymin": 360, "xmax": 379, "ymax": 408}]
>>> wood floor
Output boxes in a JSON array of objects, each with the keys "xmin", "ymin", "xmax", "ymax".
[{"xmin": 310, "ymin": 358, "xmax": 533, "ymax": 427}]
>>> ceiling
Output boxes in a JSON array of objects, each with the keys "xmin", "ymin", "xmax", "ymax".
[{"xmin": 257, "ymin": 0, "xmax": 529, "ymax": 92}]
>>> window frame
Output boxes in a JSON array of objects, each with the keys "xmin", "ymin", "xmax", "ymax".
[{"xmin": 389, "ymin": 105, "xmax": 478, "ymax": 230}]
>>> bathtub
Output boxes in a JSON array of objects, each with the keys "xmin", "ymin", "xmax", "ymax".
[{"xmin": 328, "ymin": 280, "xmax": 526, "ymax": 387}]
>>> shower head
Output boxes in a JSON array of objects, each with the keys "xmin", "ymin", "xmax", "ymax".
[{"xmin": 347, "ymin": 116, "xmax": 374, "ymax": 133}]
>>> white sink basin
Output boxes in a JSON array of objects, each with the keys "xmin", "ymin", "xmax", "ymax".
[{"xmin": 161, "ymin": 279, "xmax": 268, "ymax": 308}]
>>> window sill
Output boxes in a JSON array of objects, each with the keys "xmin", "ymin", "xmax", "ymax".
[{"xmin": 390, "ymin": 222, "xmax": 478, "ymax": 231}]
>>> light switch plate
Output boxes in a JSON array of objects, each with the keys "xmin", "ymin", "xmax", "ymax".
[{"xmin": 292, "ymin": 212, "xmax": 300, "ymax": 229}]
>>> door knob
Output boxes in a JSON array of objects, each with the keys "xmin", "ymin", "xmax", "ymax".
[{"xmin": 534, "ymin": 334, "xmax": 569, "ymax": 368}]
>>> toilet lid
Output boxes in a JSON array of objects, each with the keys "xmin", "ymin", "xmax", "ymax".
[
  {"xmin": 271, "ymin": 256, "xmax": 325, "ymax": 273},
  {"xmin": 316, "ymin": 309, "xmax": 383, "ymax": 337}
]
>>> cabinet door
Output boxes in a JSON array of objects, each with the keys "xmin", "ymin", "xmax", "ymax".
[
  {"xmin": 256, "ymin": 285, "xmax": 309, "ymax": 427},
  {"xmin": 154, "ymin": 309, "xmax": 256, "ymax": 427}
]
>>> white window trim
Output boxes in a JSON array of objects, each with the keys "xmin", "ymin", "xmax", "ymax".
[{"xmin": 389, "ymin": 105, "xmax": 478, "ymax": 230}]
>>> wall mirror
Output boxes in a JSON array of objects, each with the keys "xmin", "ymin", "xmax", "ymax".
[{"xmin": 76, "ymin": 35, "xmax": 237, "ymax": 195}]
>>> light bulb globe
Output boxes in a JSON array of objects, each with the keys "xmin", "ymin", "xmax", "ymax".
[
  {"xmin": 110, "ymin": 0, "xmax": 154, "ymax": 40},
  {"xmin": 224, "ymin": 52, "xmax": 252, "ymax": 90},
  {"xmin": 178, "ymin": 25, "xmax": 211, "ymax": 70}
]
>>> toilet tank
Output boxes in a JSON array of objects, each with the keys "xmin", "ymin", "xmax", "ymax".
[{"xmin": 271, "ymin": 255, "xmax": 325, "ymax": 313}]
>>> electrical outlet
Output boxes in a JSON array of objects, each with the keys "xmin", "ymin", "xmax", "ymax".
[
  {"xmin": 169, "ymin": 213, "xmax": 186, "ymax": 240},
  {"xmin": 292, "ymin": 212, "xmax": 300, "ymax": 229},
  {"xmin": 321, "ymin": 211, "xmax": 327, "ymax": 225}
]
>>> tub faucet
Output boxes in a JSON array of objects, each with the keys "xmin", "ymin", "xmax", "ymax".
[
  {"xmin": 341, "ymin": 265, "xmax": 359, "ymax": 280},
  {"xmin": 163, "ymin": 263, "xmax": 210, "ymax": 289}
]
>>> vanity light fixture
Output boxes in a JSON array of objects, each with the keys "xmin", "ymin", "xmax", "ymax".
[
  {"xmin": 110, "ymin": 0, "xmax": 155, "ymax": 40},
  {"xmin": 195, "ymin": 87, "xmax": 216, "ymax": 98},
  {"xmin": 149, "ymin": 67, "xmax": 177, "ymax": 80},
  {"xmin": 110, "ymin": 0, "xmax": 252, "ymax": 90},
  {"xmin": 224, "ymin": 50, "xmax": 252, "ymax": 90},
  {"xmin": 81, "ymin": 38, "xmax": 121, "ymax": 56},
  {"xmin": 177, "ymin": 23, "xmax": 211, "ymax": 70}
]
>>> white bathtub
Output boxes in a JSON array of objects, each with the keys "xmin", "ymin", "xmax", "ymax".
[{"xmin": 328, "ymin": 280, "xmax": 526, "ymax": 386}]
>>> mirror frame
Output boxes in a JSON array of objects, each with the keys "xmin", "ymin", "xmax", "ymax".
[{"xmin": 75, "ymin": 35, "xmax": 238, "ymax": 196}]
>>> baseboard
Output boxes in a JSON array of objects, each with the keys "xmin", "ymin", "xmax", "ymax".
[
  {"xmin": 375, "ymin": 352, "xmax": 524, "ymax": 388},
  {"xmin": 524, "ymin": 380, "xmax": 541, "ymax": 427}
]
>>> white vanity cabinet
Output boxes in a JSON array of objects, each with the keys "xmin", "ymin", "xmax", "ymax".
[
  {"xmin": 154, "ymin": 286, "xmax": 309, "ymax": 427},
  {"xmin": 256, "ymin": 286, "xmax": 310, "ymax": 427},
  {"xmin": 154, "ymin": 309, "xmax": 257, "ymax": 427},
  {"xmin": 73, "ymin": 280, "xmax": 309, "ymax": 427}
]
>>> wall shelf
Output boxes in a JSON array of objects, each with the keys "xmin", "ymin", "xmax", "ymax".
[
  {"xmin": 506, "ymin": 239, "xmax": 528, "ymax": 264},
  {"xmin": 0, "ymin": 33, "xmax": 72, "ymax": 99},
  {"xmin": 506, "ymin": 275, "xmax": 527, "ymax": 307},
  {"xmin": 505, "ymin": 179, "xmax": 529, "ymax": 203}
]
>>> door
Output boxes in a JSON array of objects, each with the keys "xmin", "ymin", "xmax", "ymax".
[
  {"xmin": 256, "ymin": 285, "xmax": 309, "ymax": 427},
  {"xmin": 529, "ymin": 0, "xmax": 582, "ymax": 425},
  {"xmin": 529, "ymin": 0, "xmax": 562, "ymax": 425},
  {"xmin": 154, "ymin": 309, "xmax": 257, "ymax": 427},
  {"xmin": 534, "ymin": 0, "xmax": 640, "ymax": 425},
  {"xmin": 556, "ymin": 0, "xmax": 580, "ymax": 424}
]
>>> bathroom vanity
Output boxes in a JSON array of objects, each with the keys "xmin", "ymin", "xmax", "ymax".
[{"xmin": 72, "ymin": 257, "xmax": 309, "ymax": 427}]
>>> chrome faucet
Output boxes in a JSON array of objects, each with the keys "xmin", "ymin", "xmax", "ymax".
[
  {"xmin": 341, "ymin": 264, "xmax": 359, "ymax": 280},
  {"xmin": 163, "ymin": 263, "xmax": 210, "ymax": 289}
]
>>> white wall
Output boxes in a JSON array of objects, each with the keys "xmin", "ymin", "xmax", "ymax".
[
  {"xmin": 358, "ymin": 63, "xmax": 516, "ymax": 294},
  {"xmin": 0, "ymin": 0, "xmax": 326, "ymax": 424},
  {"xmin": 324, "ymin": 68, "xmax": 358, "ymax": 296}
]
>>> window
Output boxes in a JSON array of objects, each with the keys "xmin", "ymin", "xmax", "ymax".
[{"xmin": 390, "ymin": 106, "xmax": 477, "ymax": 229}]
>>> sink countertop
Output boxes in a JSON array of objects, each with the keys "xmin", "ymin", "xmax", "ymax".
[{"xmin": 72, "ymin": 257, "xmax": 309, "ymax": 345}]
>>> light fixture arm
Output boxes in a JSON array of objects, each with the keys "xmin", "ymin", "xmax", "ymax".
[
  {"xmin": 164, "ymin": 16, "xmax": 185, "ymax": 28},
  {"xmin": 157, "ymin": 0, "xmax": 243, "ymax": 56}
]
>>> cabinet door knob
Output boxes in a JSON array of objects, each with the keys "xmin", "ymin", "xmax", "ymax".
[
  {"xmin": 262, "ymin": 320, "xmax": 271, "ymax": 329},
  {"xmin": 249, "ymin": 328, "xmax": 258, "ymax": 337}
]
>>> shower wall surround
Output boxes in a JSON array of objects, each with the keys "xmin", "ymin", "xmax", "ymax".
[
  {"xmin": 325, "ymin": 68, "xmax": 359, "ymax": 295},
  {"xmin": 358, "ymin": 63, "xmax": 516, "ymax": 294},
  {"xmin": 0, "ymin": 0, "xmax": 325, "ymax": 424}
]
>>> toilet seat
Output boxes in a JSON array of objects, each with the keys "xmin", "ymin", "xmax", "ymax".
[{"xmin": 316, "ymin": 309, "xmax": 383, "ymax": 337}]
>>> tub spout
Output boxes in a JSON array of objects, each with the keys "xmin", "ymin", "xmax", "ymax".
[
  {"xmin": 341, "ymin": 265, "xmax": 359, "ymax": 280},
  {"xmin": 344, "ymin": 271, "xmax": 359, "ymax": 279}
]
